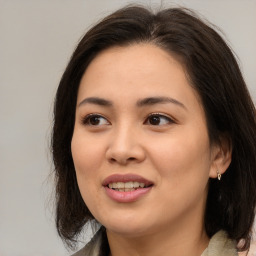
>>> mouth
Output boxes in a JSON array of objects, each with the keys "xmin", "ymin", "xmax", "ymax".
[
  {"xmin": 107, "ymin": 181, "xmax": 153, "ymax": 192},
  {"xmin": 102, "ymin": 174, "xmax": 154, "ymax": 202}
]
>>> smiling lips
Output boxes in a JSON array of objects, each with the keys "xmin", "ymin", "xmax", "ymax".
[{"xmin": 103, "ymin": 174, "xmax": 154, "ymax": 203}]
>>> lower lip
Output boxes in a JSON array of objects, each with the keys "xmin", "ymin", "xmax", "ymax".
[{"xmin": 104, "ymin": 186, "xmax": 152, "ymax": 203}]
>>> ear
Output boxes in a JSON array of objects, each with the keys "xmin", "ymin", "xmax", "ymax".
[{"xmin": 209, "ymin": 134, "xmax": 232, "ymax": 179}]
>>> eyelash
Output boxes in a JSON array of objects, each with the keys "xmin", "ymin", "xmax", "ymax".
[
  {"xmin": 144, "ymin": 113, "xmax": 175, "ymax": 126},
  {"xmin": 81, "ymin": 114, "xmax": 110, "ymax": 126},
  {"xmin": 81, "ymin": 113, "xmax": 175, "ymax": 127}
]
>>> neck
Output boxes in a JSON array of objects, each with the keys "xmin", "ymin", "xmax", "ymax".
[{"xmin": 107, "ymin": 216, "xmax": 209, "ymax": 256}]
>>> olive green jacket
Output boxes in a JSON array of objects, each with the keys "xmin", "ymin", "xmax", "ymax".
[{"xmin": 72, "ymin": 228, "xmax": 238, "ymax": 256}]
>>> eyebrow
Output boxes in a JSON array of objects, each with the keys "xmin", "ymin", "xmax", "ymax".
[
  {"xmin": 136, "ymin": 96, "xmax": 186, "ymax": 109},
  {"xmin": 78, "ymin": 97, "xmax": 113, "ymax": 107},
  {"xmin": 78, "ymin": 96, "xmax": 186, "ymax": 110}
]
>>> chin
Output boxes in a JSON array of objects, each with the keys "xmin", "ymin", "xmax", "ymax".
[
  {"xmin": 100, "ymin": 214, "xmax": 155, "ymax": 238},
  {"xmin": 90, "ymin": 201, "xmax": 159, "ymax": 237},
  {"xmin": 106, "ymin": 224, "xmax": 151, "ymax": 238}
]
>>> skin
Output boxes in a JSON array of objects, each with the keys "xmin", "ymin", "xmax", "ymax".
[{"xmin": 71, "ymin": 44, "xmax": 231, "ymax": 256}]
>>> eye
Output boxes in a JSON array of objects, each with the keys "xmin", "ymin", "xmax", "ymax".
[
  {"xmin": 82, "ymin": 114, "xmax": 110, "ymax": 126},
  {"xmin": 145, "ymin": 113, "xmax": 174, "ymax": 126}
]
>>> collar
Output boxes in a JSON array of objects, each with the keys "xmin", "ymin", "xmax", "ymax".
[{"xmin": 201, "ymin": 230, "xmax": 238, "ymax": 256}]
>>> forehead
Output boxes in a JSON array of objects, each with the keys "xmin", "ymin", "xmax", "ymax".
[
  {"xmin": 77, "ymin": 43, "xmax": 201, "ymax": 109},
  {"xmin": 82, "ymin": 43, "xmax": 184, "ymax": 81}
]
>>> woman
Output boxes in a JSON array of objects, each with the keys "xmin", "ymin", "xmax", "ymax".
[{"xmin": 52, "ymin": 5, "xmax": 256, "ymax": 256}]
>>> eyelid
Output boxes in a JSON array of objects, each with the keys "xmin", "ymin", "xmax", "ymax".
[
  {"xmin": 80, "ymin": 112, "xmax": 176, "ymax": 126},
  {"xmin": 144, "ymin": 112, "xmax": 176, "ymax": 125},
  {"xmin": 81, "ymin": 113, "xmax": 110, "ymax": 126}
]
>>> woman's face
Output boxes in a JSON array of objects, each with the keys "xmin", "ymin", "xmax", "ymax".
[{"xmin": 71, "ymin": 44, "xmax": 219, "ymax": 237}]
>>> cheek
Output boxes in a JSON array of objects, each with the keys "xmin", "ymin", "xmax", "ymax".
[
  {"xmin": 148, "ymin": 128, "xmax": 211, "ymax": 185},
  {"xmin": 71, "ymin": 131, "xmax": 105, "ymax": 200},
  {"xmin": 148, "ymin": 133, "xmax": 211, "ymax": 216},
  {"xmin": 71, "ymin": 130, "xmax": 104, "ymax": 174},
  {"xmin": 71, "ymin": 135, "xmax": 104, "ymax": 222}
]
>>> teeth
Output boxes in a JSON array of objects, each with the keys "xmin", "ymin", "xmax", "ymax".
[
  {"xmin": 139, "ymin": 182, "xmax": 145, "ymax": 188},
  {"xmin": 108, "ymin": 181, "xmax": 146, "ymax": 190},
  {"xmin": 117, "ymin": 182, "xmax": 123, "ymax": 189},
  {"xmin": 124, "ymin": 181, "xmax": 133, "ymax": 188},
  {"xmin": 125, "ymin": 188, "xmax": 135, "ymax": 192}
]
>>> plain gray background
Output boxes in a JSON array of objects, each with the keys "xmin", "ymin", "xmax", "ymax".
[{"xmin": 1, "ymin": 0, "xmax": 255, "ymax": 255}]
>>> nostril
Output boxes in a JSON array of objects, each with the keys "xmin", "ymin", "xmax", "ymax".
[
  {"xmin": 109, "ymin": 156, "xmax": 136, "ymax": 165},
  {"xmin": 106, "ymin": 146, "xmax": 145, "ymax": 165},
  {"xmin": 128, "ymin": 157, "xmax": 136, "ymax": 161},
  {"xmin": 110, "ymin": 158, "xmax": 117, "ymax": 163}
]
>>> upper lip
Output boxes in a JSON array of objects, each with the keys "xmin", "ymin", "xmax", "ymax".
[{"xmin": 102, "ymin": 174, "xmax": 154, "ymax": 187}]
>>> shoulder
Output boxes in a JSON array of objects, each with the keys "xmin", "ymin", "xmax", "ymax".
[{"xmin": 201, "ymin": 230, "xmax": 238, "ymax": 256}]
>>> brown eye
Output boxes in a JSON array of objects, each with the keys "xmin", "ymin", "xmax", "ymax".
[
  {"xmin": 82, "ymin": 114, "xmax": 109, "ymax": 126},
  {"xmin": 148, "ymin": 115, "xmax": 161, "ymax": 125},
  {"xmin": 146, "ymin": 114, "xmax": 174, "ymax": 126}
]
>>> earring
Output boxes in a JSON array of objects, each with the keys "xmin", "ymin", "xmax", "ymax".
[{"xmin": 217, "ymin": 170, "xmax": 221, "ymax": 180}]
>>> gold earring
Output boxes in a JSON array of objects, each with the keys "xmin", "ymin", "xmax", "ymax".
[{"xmin": 217, "ymin": 170, "xmax": 221, "ymax": 180}]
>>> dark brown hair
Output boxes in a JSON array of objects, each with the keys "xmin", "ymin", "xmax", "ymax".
[{"xmin": 52, "ymin": 5, "xmax": 256, "ymax": 250}]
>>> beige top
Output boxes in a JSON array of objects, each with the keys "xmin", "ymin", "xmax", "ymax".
[
  {"xmin": 73, "ymin": 228, "xmax": 238, "ymax": 256},
  {"xmin": 201, "ymin": 230, "xmax": 238, "ymax": 256}
]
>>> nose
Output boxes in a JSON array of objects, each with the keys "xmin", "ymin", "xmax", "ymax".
[{"xmin": 105, "ymin": 126, "xmax": 146, "ymax": 165}]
